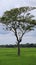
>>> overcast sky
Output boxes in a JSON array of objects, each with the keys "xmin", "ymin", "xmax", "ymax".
[
  {"xmin": 0, "ymin": 0, "xmax": 36, "ymax": 45},
  {"xmin": 0, "ymin": 0, "xmax": 36, "ymax": 16}
]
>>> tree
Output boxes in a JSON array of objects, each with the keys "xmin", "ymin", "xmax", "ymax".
[{"xmin": 0, "ymin": 7, "xmax": 36, "ymax": 56}]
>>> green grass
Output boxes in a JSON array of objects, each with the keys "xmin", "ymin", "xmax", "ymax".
[{"xmin": 0, "ymin": 48, "xmax": 36, "ymax": 65}]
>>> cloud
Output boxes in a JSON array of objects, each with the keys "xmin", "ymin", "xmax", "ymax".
[
  {"xmin": 0, "ymin": 23, "xmax": 10, "ymax": 34},
  {"xmin": 21, "ymin": 36, "xmax": 36, "ymax": 44},
  {"xmin": 29, "ymin": 0, "xmax": 36, "ymax": 6},
  {"xmin": 0, "ymin": 0, "xmax": 36, "ymax": 16},
  {"xmin": 0, "ymin": 33, "xmax": 16, "ymax": 45}
]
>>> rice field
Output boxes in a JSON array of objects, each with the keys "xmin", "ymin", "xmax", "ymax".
[{"xmin": 0, "ymin": 48, "xmax": 36, "ymax": 65}]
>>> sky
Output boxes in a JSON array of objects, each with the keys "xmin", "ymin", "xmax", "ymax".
[{"xmin": 0, "ymin": 0, "xmax": 36, "ymax": 45}]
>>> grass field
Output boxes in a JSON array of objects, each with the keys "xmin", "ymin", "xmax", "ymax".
[{"xmin": 0, "ymin": 48, "xmax": 36, "ymax": 65}]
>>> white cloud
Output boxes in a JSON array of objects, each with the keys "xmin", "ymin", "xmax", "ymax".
[
  {"xmin": 0, "ymin": 0, "xmax": 36, "ymax": 16},
  {"xmin": 0, "ymin": 33, "xmax": 16, "ymax": 45},
  {"xmin": 21, "ymin": 36, "xmax": 36, "ymax": 44}
]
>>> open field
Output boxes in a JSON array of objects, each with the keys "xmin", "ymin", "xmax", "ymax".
[{"xmin": 0, "ymin": 48, "xmax": 36, "ymax": 65}]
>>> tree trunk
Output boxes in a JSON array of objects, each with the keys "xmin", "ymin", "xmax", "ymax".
[{"xmin": 18, "ymin": 42, "xmax": 20, "ymax": 56}]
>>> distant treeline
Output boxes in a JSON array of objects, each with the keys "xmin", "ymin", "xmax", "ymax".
[{"xmin": 0, "ymin": 43, "xmax": 36, "ymax": 48}]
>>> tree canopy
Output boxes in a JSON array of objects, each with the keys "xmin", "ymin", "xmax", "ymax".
[{"xmin": 0, "ymin": 7, "xmax": 36, "ymax": 56}]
